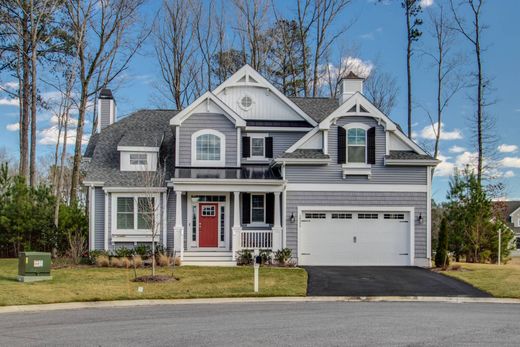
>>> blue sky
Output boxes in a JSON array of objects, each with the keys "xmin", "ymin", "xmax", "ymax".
[{"xmin": 0, "ymin": 0, "xmax": 519, "ymax": 202}]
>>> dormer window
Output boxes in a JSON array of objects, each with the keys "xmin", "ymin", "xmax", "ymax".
[
  {"xmin": 192, "ymin": 129, "xmax": 226, "ymax": 167},
  {"xmin": 338, "ymin": 123, "xmax": 375, "ymax": 177},
  {"xmin": 347, "ymin": 128, "xmax": 366, "ymax": 163},
  {"xmin": 129, "ymin": 153, "xmax": 147, "ymax": 166}
]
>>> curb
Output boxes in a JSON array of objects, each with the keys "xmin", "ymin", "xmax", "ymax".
[{"xmin": 1, "ymin": 296, "xmax": 519, "ymax": 314}]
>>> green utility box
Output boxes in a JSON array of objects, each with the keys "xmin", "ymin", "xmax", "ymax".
[{"xmin": 18, "ymin": 252, "xmax": 52, "ymax": 282}]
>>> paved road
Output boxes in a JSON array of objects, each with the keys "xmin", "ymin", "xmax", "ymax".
[
  {"xmin": 1, "ymin": 301, "xmax": 519, "ymax": 346},
  {"xmin": 305, "ymin": 266, "xmax": 491, "ymax": 297}
]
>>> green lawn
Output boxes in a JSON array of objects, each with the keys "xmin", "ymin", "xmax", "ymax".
[
  {"xmin": 0, "ymin": 259, "xmax": 307, "ymax": 306},
  {"xmin": 442, "ymin": 258, "xmax": 520, "ymax": 298}
]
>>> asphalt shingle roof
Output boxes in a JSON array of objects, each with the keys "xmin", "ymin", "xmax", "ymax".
[
  {"xmin": 385, "ymin": 151, "xmax": 435, "ymax": 161},
  {"xmin": 279, "ymin": 149, "xmax": 329, "ymax": 160},
  {"xmin": 289, "ymin": 97, "xmax": 339, "ymax": 123},
  {"xmin": 496, "ymin": 201, "xmax": 520, "ymax": 235},
  {"xmin": 83, "ymin": 109, "xmax": 178, "ymax": 187}
]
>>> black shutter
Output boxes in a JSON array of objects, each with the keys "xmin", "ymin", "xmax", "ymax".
[
  {"xmin": 265, "ymin": 137, "xmax": 273, "ymax": 158},
  {"xmin": 337, "ymin": 126, "xmax": 346, "ymax": 164},
  {"xmin": 242, "ymin": 193, "xmax": 251, "ymax": 224},
  {"xmin": 367, "ymin": 127, "xmax": 376, "ymax": 164},
  {"xmin": 242, "ymin": 137, "xmax": 250, "ymax": 158},
  {"xmin": 265, "ymin": 193, "xmax": 274, "ymax": 225}
]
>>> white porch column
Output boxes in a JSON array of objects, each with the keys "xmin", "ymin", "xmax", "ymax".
[
  {"xmin": 162, "ymin": 192, "xmax": 167, "ymax": 249},
  {"xmin": 232, "ymin": 191, "xmax": 242, "ymax": 261},
  {"xmin": 272, "ymin": 191, "xmax": 282, "ymax": 251},
  {"xmin": 174, "ymin": 190, "xmax": 184, "ymax": 259}
]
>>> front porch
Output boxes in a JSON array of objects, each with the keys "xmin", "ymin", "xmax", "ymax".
[{"xmin": 169, "ymin": 175, "xmax": 286, "ymax": 265}]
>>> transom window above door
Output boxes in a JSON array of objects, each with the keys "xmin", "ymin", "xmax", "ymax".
[{"xmin": 191, "ymin": 129, "xmax": 226, "ymax": 166}]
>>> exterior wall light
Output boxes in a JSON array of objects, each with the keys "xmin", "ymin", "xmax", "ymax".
[
  {"xmin": 418, "ymin": 213, "xmax": 423, "ymax": 224},
  {"xmin": 290, "ymin": 213, "xmax": 296, "ymax": 223}
]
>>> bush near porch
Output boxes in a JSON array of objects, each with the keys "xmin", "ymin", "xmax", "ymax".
[{"xmin": 0, "ymin": 259, "xmax": 307, "ymax": 306}]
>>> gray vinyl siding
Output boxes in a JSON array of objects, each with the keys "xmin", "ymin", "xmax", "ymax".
[
  {"xmin": 94, "ymin": 188, "xmax": 105, "ymax": 250},
  {"xmin": 285, "ymin": 116, "xmax": 427, "ymax": 185},
  {"xmin": 99, "ymin": 99, "xmax": 111, "ymax": 130},
  {"xmin": 285, "ymin": 191, "xmax": 428, "ymax": 260},
  {"xmin": 178, "ymin": 113, "xmax": 237, "ymax": 167},
  {"xmin": 272, "ymin": 131, "xmax": 306, "ymax": 159}
]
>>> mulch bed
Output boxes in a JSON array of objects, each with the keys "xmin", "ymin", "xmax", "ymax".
[{"xmin": 132, "ymin": 275, "xmax": 178, "ymax": 283}]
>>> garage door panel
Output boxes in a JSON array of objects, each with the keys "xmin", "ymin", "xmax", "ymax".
[{"xmin": 299, "ymin": 211, "xmax": 411, "ymax": 266}]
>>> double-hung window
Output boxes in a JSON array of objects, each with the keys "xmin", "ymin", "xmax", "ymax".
[
  {"xmin": 116, "ymin": 196, "xmax": 155, "ymax": 231},
  {"xmin": 251, "ymin": 194, "xmax": 265, "ymax": 224},
  {"xmin": 347, "ymin": 128, "xmax": 366, "ymax": 163},
  {"xmin": 251, "ymin": 137, "xmax": 265, "ymax": 158}
]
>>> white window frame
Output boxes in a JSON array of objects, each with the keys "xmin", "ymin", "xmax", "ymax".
[
  {"xmin": 250, "ymin": 193, "xmax": 266, "ymax": 225},
  {"xmin": 111, "ymin": 193, "xmax": 161, "ymax": 236},
  {"xmin": 344, "ymin": 123, "xmax": 370, "ymax": 165},
  {"xmin": 248, "ymin": 133, "xmax": 268, "ymax": 160},
  {"xmin": 191, "ymin": 129, "xmax": 226, "ymax": 167},
  {"xmin": 129, "ymin": 153, "xmax": 148, "ymax": 166}
]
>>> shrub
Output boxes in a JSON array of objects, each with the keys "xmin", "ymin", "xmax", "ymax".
[
  {"xmin": 274, "ymin": 248, "xmax": 292, "ymax": 266},
  {"xmin": 114, "ymin": 247, "xmax": 133, "ymax": 258},
  {"xmin": 259, "ymin": 249, "xmax": 272, "ymax": 265},
  {"xmin": 237, "ymin": 249, "xmax": 253, "ymax": 265},
  {"xmin": 95, "ymin": 255, "xmax": 110, "ymax": 267},
  {"xmin": 110, "ymin": 257, "xmax": 122, "ymax": 267},
  {"xmin": 87, "ymin": 250, "xmax": 108, "ymax": 265},
  {"xmin": 157, "ymin": 253, "xmax": 170, "ymax": 267},
  {"xmin": 121, "ymin": 257, "xmax": 131, "ymax": 268},
  {"xmin": 435, "ymin": 218, "xmax": 449, "ymax": 268},
  {"xmin": 132, "ymin": 255, "xmax": 143, "ymax": 268},
  {"xmin": 173, "ymin": 256, "xmax": 181, "ymax": 266},
  {"xmin": 154, "ymin": 244, "xmax": 166, "ymax": 256},
  {"xmin": 133, "ymin": 245, "xmax": 151, "ymax": 258}
]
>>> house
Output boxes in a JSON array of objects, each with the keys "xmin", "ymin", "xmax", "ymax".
[
  {"xmin": 496, "ymin": 201, "xmax": 520, "ymax": 253},
  {"xmin": 83, "ymin": 65, "xmax": 439, "ymax": 266}
]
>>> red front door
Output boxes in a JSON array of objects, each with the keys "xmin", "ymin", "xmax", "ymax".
[{"xmin": 199, "ymin": 203, "xmax": 219, "ymax": 247}]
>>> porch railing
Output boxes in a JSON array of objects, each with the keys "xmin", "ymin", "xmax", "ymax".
[{"xmin": 240, "ymin": 230, "xmax": 273, "ymax": 249}]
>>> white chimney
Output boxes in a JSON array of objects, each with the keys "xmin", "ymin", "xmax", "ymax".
[
  {"xmin": 97, "ymin": 88, "xmax": 116, "ymax": 132},
  {"xmin": 339, "ymin": 72, "xmax": 364, "ymax": 104}
]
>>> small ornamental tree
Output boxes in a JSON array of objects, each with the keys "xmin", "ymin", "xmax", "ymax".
[{"xmin": 435, "ymin": 217, "xmax": 449, "ymax": 268}]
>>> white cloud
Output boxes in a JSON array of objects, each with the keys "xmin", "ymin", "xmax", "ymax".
[
  {"xmin": 319, "ymin": 56, "xmax": 374, "ymax": 87},
  {"xmin": 498, "ymin": 144, "xmax": 518, "ymax": 153},
  {"xmin": 501, "ymin": 157, "xmax": 520, "ymax": 168},
  {"xmin": 449, "ymin": 145, "xmax": 466, "ymax": 153},
  {"xmin": 0, "ymin": 98, "xmax": 19, "ymax": 106},
  {"xmin": 6, "ymin": 122, "xmax": 19, "ymax": 131},
  {"xmin": 38, "ymin": 125, "xmax": 89, "ymax": 146},
  {"xmin": 420, "ymin": 0, "xmax": 434, "ymax": 8},
  {"xmin": 1, "ymin": 81, "xmax": 18, "ymax": 90},
  {"xmin": 504, "ymin": 170, "xmax": 515, "ymax": 178},
  {"xmin": 433, "ymin": 153, "xmax": 454, "ymax": 177},
  {"xmin": 419, "ymin": 122, "xmax": 463, "ymax": 140},
  {"xmin": 433, "ymin": 151, "xmax": 478, "ymax": 177}
]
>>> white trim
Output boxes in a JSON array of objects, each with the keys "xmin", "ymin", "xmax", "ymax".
[
  {"xmin": 297, "ymin": 205, "xmax": 415, "ymax": 266},
  {"xmin": 212, "ymin": 65, "xmax": 318, "ymax": 126},
  {"xmin": 427, "ymin": 167, "xmax": 432, "ymax": 263},
  {"xmin": 162, "ymin": 192, "xmax": 167, "ymax": 248},
  {"xmin": 171, "ymin": 182, "xmax": 285, "ymax": 193},
  {"xmin": 110, "ymin": 193, "xmax": 162, "ymax": 237},
  {"xmin": 342, "ymin": 164, "xmax": 372, "ymax": 177},
  {"xmin": 249, "ymin": 133, "xmax": 267, "ymax": 160},
  {"xmin": 344, "ymin": 123, "xmax": 370, "ymax": 165},
  {"xmin": 245, "ymin": 126, "xmax": 313, "ymax": 132},
  {"xmin": 175, "ymin": 126, "xmax": 180, "ymax": 167},
  {"xmin": 83, "ymin": 181, "xmax": 104, "ymax": 186},
  {"xmin": 385, "ymin": 159, "xmax": 440, "ymax": 166},
  {"xmin": 274, "ymin": 158, "xmax": 330, "ymax": 165},
  {"xmin": 323, "ymin": 130, "xmax": 328, "ymax": 155},
  {"xmin": 191, "ymin": 129, "xmax": 226, "ymax": 167},
  {"xmin": 250, "ymin": 193, "xmax": 266, "ymax": 225},
  {"xmin": 103, "ymin": 187, "xmax": 166, "ymax": 193},
  {"xmin": 509, "ymin": 207, "xmax": 520, "ymax": 218},
  {"xmin": 170, "ymin": 91, "xmax": 246, "ymax": 127},
  {"xmin": 236, "ymin": 127, "xmax": 241, "ymax": 166},
  {"xmin": 89, "ymin": 186, "xmax": 95, "ymax": 251},
  {"xmin": 286, "ymin": 127, "xmax": 320, "ymax": 153},
  {"xmin": 286, "ymin": 183, "xmax": 427, "ymax": 192},
  {"xmin": 104, "ymin": 192, "xmax": 109, "ymax": 250},
  {"xmin": 117, "ymin": 146, "xmax": 160, "ymax": 152}
]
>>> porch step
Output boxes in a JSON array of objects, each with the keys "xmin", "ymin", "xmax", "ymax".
[{"xmin": 182, "ymin": 251, "xmax": 236, "ymax": 267}]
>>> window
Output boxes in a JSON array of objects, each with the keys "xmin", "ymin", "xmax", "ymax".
[
  {"xmin": 331, "ymin": 213, "xmax": 352, "ymax": 219},
  {"xmin": 251, "ymin": 194, "xmax": 265, "ymax": 223},
  {"xmin": 117, "ymin": 197, "xmax": 134, "ymax": 229},
  {"xmin": 220, "ymin": 206, "xmax": 225, "ymax": 242},
  {"xmin": 196, "ymin": 134, "xmax": 221, "ymax": 161},
  {"xmin": 358, "ymin": 213, "xmax": 378, "ymax": 219},
  {"xmin": 347, "ymin": 128, "xmax": 366, "ymax": 163},
  {"xmin": 251, "ymin": 137, "xmax": 265, "ymax": 157},
  {"xmin": 305, "ymin": 213, "xmax": 326, "ymax": 219},
  {"xmin": 129, "ymin": 153, "xmax": 147, "ymax": 166},
  {"xmin": 384, "ymin": 213, "xmax": 405, "ymax": 220},
  {"xmin": 137, "ymin": 197, "xmax": 154, "ymax": 229},
  {"xmin": 202, "ymin": 205, "xmax": 216, "ymax": 216},
  {"xmin": 239, "ymin": 95, "xmax": 253, "ymax": 110},
  {"xmin": 192, "ymin": 205, "xmax": 197, "ymax": 241},
  {"xmin": 116, "ymin": 196, "xmax": 157, "ymax": 231},
  {"xmin": 192, "ymin": 129, "xmax": 225, "ymax": 166}
]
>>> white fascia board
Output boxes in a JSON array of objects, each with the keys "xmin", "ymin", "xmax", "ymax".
[
  {"xmin": 245, "ymin": 126, "xmax": 314, "ymax": 132},
  {"xmin": 274, "ymin": 158, "xmax": 330, "ymax": 165},
  {"xmin": 384, "ymin": 159, "xmax": 440, "ymax": 166},
  {"xmin": 170, "ymin": 91, "xmax": 246, "ymax": 127},
  {"xmin": 509, "ymin": 207, "xmax": 520, "ymax": 218},
  {"xmin": 318, "ymin": 93, "xmax": 427, "ymax": 155},
  {"xmin": 83, "ymin": 181, "xmax": 105, "ymax": 186},
  {"xmin": 286, "ymin": 183, "xmax": 427, "ymax": 192},
  {"xmin": 286, "ymin": 127, "xmax": 320, "ymax": 153},
  {"xmin": 117, "ymin": 146, "xmax": 160, "ymax": 152},
  {"xmin": 103, "ymin": 187, "xmax": 167, "ymax": 193},
  {"xmin": 212, "ymin": 65, "xmax": 318, "ymax": 127},
  {"xmin": 170, "ymin": 179, "xmax": 286, "ymax": 193}
]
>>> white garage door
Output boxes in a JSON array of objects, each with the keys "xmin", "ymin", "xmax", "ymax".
[{"xmin": 299, "ymin": 210, "xmax": 412, "ymax": 266}]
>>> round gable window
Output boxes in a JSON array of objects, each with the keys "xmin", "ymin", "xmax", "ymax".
[{"xmin": 239, "ymin": 95, "xmax": 253, "ymax": 110}]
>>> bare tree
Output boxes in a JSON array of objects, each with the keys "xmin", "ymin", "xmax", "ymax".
[
  {"xmin": 365, "ymin": 68, "xmax": 399, "ymax": 116},
  {"xmin": 422, "ymin": 5, "xmax": 464, "ymax": 160},
  {"xmin": 450, "ymin": 0, "xmax": 487, "ymax": 184},
  {"xmin": 67, "ymin": 0, "xmax": 147, "ymax": 203},
  {"xmin": 311, "ymin": 0, "xmax": 352, "ymax": 97},
  {"xmin": 295, "ymin": 0, "xmax": 318, "ymax": 96},
  {"xmin": 154, "ymin": 0, "xmax": 198, "ymax": 109},
  {"xmin": 193, "ymin": 0, "xmax": 220, "ymax": 91}
]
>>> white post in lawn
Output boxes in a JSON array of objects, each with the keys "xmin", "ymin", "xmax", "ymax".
[
  {"xmin": 232, "ymin": 191, "xmax": 241, "ymax": 261},
  {"xmin": 272, "ymin": 192, "xmax": 282, "ymax": 252},
  {"xmin": 254, "ymin": 249, "xmax": 259, "ymax": 293},
  {"xmin": 174, "ymin": 190, "xmax": 184, "ymax": 260},
  {"xmin": 498, "ymin": 227, "xmax": 502, "ymax": 266}
]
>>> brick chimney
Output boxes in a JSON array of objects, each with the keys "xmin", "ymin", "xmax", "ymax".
[{"xmin": 97, "ymin": 88, "xmax": 116, "ymax": 132}]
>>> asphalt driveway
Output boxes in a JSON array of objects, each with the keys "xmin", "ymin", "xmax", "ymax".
[{"xmin": 305, "ymin": 266, "xmax": 491, "ymax": 297}]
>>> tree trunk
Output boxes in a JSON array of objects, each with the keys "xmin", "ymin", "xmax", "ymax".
[
  {"xmin": 20, "ymin": 10, "xmax": 30, "ymax": 181},
  {"xmin": 475, "ymin": 18, "xmax": 483, "ymax": 184},
  {"xmin": 70, "ymin": 86, "xmax": 88, "ymax": 203},
  {"xmin": 406, "ymin": 7, "xmax": 413, "ymax": 139},
  {"xmin": 29, "ymin": 46, "xmax": 38, "ymax": 187}
]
